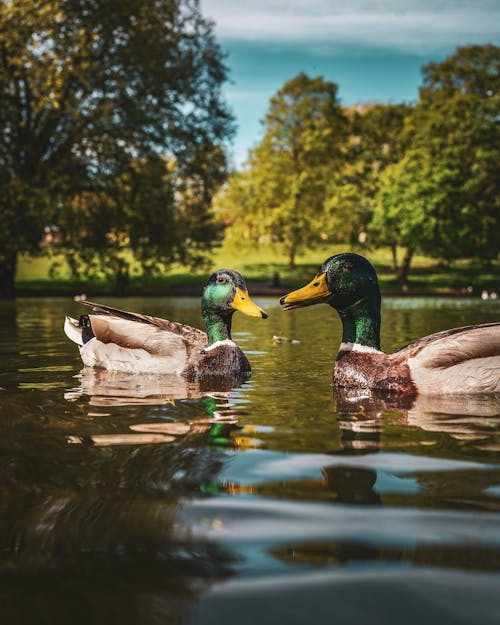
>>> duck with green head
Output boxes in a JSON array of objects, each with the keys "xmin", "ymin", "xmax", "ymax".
[
  {"xmin": 64, "ymin": 269, "xmax": 267, "ymax": 381},
  {"xmin": 280, "ymin": 253, "xmax": 500, "ymax": 396}
]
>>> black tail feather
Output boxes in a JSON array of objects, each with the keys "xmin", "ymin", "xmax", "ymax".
[{"xmin": 79, "ymin": 314, "xmax": 95, "ymax": 344}]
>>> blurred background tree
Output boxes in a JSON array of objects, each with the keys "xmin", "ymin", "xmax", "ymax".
[
  {"xmin": 2, "ymin": 14, "xmax": 497, "ymax": 295},
  {"xmin": 218, "ymin": 73, "xmax": 349, "ymax": 270},
  {"xmin": 218, "ymin": 44, "xmax": 498, "ymax": 285},
  {"xmin": 0, "ymin": 0, "xmax": 234, "ymax": 295},
  {"xmin": 371, "ymin": 44, "xmax": 500, "ymax": 284},
  {"xmin": 324, "ymin": 102, "xmax": 413, "ymax": 265}
]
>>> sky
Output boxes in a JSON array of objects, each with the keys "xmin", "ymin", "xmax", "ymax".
[{"xmin": 200, "ymin": 0, "xmax": 500, "ymax": 167}]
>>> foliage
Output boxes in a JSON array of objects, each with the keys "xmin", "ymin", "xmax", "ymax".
[
  {"xmin": 218, "ymin": 73, "xmax": 349, "ymax": 269},
  {"xmin": 57, "ymin": 148, "xmax": 225, "ymax": 290},
  {"xmin": 16, "ymin": 241, "xmax": 500, "ymax": 295},
  {"xmin": 0, "ymin": 0, "xmax": 233, "ymax": 295},
  {"xmin": 371, "ymin": 44, "xmax": 500, "ymax": 283},
  {"xmin": 324, "ymin": 102, "xmax": 412, "ymax": 250}
]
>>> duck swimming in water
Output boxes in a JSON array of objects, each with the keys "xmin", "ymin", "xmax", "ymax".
[
  {"xmin": 64, "ymin": 269, "xmax": 267, "ymax": 380},
  {"xmin": 280, "ymin": 253, "xmax": 500, "ymax": 396}
]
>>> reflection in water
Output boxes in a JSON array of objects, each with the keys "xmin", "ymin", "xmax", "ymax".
[
  {"xmin": 322, "ymin": 465, "xmax": 380, "ymax": 505},
  {"xmin": 1, "ymin": 296, "xmax": 500, "ymax": 625},
  {"xmin": 1, "ymin": 388, "xmax": 239, "ymax": 624},
  {"xmin": 1, "ymin": 488, "xmax": 237, "ymax": 625},
  {"xmin": 63, "ymin": 367, "xmax": 245, "ymax": 447},
  {"xmin": 335, "ymin": 387, "xmax": 500, "ymax": 443},
  {"xmin": 407, "ymin": 393, "xmax": 500, "ymax": 441},
  {"xmin": 65, "ymin": 366, "xmax": 249, "ymax": 405},
  {"xmin": 270, "ymin": 538, "xmax": 500, "ymax": 571}
]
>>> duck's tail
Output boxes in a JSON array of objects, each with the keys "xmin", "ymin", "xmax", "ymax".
[
  {"xmin": 64, "ymin": 315, "xmax": 95, "ymax": 346},
  {"xmin": 64, "ymin": 316, "xmax": 83, "ymax": 346}
]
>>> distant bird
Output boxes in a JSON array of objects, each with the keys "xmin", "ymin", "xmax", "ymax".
[
  {"xmin": 280, "ymin": 253, "xmax": 500, "ymax": 396},
  {"xmin": 65, "ymin": 270, "xmax": 267, "ymax": 380}
]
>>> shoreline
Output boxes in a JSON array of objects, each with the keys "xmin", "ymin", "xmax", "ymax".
[{"xmin": 8, "ymin": 283, "xmax": 489, "ymax": 299}]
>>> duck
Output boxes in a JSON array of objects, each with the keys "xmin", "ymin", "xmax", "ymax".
[
  {"xmin": 64, "ymin": 269, "xmax": 267, "ymax": 380},
  {"xmin": 280, "ymin": 252, "xmax": 500, "ymax": 396}
]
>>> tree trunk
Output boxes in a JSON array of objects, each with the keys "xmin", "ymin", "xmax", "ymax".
[
  {"xmin": 390, "ymin": 244, "xmax": 398, "ymax": 272},
  {"xmin": 396, "ymin": 248, "xmax": 413, "ymax": 286},
  {"xmin": 0, "ymin": 251, "xmax": 17, "ymax": 298}
]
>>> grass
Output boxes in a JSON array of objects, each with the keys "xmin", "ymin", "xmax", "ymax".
[{"xmin": 14, "ymin": 241, "xmax": 500, "ymax": 295}]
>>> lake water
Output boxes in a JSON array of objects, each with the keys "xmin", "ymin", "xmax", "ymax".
[{"xmin": 1, "ymin": 295, "xmax": 499, "ymax": 625}]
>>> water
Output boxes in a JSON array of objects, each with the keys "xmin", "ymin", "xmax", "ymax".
[{"xmin": 1, "ymin": 295, "xmax": 499, "ymax": 625}]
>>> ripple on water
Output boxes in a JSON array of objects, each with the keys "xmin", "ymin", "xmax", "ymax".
[{"xmin": 1, "ymin": 296, "xmax": 500, "ymax": 625}]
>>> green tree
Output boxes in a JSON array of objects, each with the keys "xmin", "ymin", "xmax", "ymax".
[
  {"xmin": 0, "ymin": 0, "xmax": 233, "ymax": 295},
  {"xmin": 56, "ymin": 146, "xmax": 226, "ymax": 290},
  {"xmin": 220, "ymin": 73, "xmax": 349, "ymax": 270},
  {"xmin": 325, "ymin": 102, "xmax": 412, "ymax": 264},
  {"xmin": 371, "ymin": 44, "xmax": 500, "ymax": 284}
]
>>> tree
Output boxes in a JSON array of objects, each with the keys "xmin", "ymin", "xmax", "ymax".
[
  {"xmin": 220, "ymin": 73, "xmax": 349, "ymax": 270},
  {"xmin": 371, "ymin": 44, "xmax": 500, "ymax": 284},
  {"xmin": 324, "ymin": 102, "xmax": 412, "ymax": 263},
  {"xmin": 0, "ymin": 0, "xmax": 234, "ymax": 295},
  {"xmin": 57, "ymin": 148, "xmax": 225, "ymax": 289}
]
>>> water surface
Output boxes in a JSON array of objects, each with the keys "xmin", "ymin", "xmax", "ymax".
[{"xmin": 1, "ymin": 296, "xmax": 499, "ymax": 625}]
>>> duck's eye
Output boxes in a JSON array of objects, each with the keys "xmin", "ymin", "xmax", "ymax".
[{"xmin": 216, "ymin": 275, "xmax": 226, "ymax": 284}]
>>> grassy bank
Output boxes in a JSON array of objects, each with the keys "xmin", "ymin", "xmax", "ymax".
[{"xmin": 14, "ymin": 242, "xmax": 500, "ymax": 296}]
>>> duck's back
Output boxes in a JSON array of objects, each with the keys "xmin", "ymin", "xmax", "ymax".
[
  {"xmin": 79, "ymin": 315, "xmax": 206, "ymax": 374},
  {"xmin": 399, "ymin": 322, "xmax": 500, "ymax": 395},
  {"xmin": 334, "ymin": 323, "xmax": 500, "ymax": 396},
  {"xmin": 67, "ymin": 300, "xmax": 208, "ymax": 374}
]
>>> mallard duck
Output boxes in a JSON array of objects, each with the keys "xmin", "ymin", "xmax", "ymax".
[
  {"xmin": 280, "ymin": 253, "xmax": 500, "ymax": 396},
  {"xmin": 64, "ymin": 269, "xmax": 267, "ymax": 379}
]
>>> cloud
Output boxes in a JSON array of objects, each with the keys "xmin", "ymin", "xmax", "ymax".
[{"xmin": 201, "ymin": 0, "xmax": 500, "ymax": 53}]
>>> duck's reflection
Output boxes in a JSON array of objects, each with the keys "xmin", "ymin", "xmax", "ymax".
[
  {"xmin": 322, "ymin": 465, "xmax": 380, "ymax": 505},
  {"xmin": 63, "ymin": 367, "xmax": 245, "ymax": 447},
  {"xmin": 406, "ymin": 393, "xmax": 500, "ymax": 441},
  {"xmin": 335, "ymin": 387, "xmax": 500, "ymax": 443},
  {"xmin": 65, "ymin": 366, "xmax": 248, "ymax": 405}
]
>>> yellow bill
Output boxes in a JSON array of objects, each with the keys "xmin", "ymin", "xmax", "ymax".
[
  {"xmin": 280, "ymin": 272, "xmax": 332, "ymax": 310},
  {"xmin": 232, "ymin": 287, "xmax": 268, "ymax": 318}
]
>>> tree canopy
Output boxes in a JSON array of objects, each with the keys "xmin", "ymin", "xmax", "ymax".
[
  {"xmin": 0, "ymin": 0, "xmax": 234, "ymax": 294},
  {"xmin": 218, "ymin": 73, "xmax": 349, "ymax": 270},
  {"xmin": 324, "ymin": 102, "xmax": 412, "ymax": 254},
  {"xmin": 372, "ymin": 44, "xmax": 500, "ymax": 283},
  {"xmin": 218, "ymin": 84, "xmax": 411, "ymax": 270}
]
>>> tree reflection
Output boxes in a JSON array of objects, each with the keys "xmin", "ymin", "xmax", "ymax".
[
  {"xmin": 321, "ymin": 466, "xmax": 380, "ymax": 505},
  {"xmin": 0, "ymin": 370, "xmax": 247, "ymax": 625},
  {"xmin": 270, "ymin": 539, "xmax": 500, "ymax": 572}
]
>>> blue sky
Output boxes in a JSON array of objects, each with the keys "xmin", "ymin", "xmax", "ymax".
[{"xmin": 201, "ymin": 0, "xmax": 500, "ymax": 167}]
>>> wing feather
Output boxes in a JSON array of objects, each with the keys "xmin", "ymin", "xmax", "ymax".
[
  {"xmin": 397, "ymin": 323, "xmax": 500, "ymax": 367},
  {"xmin": 81, "ymin": 299, "xmax": 207, "ymax": 354},
  {"xmin": 88, "ymin": 316, "xmax": 192, "ymax": 357},
  {"xmin": 401, "ymin": 323, "xmax": 500, "ymax": 394}
]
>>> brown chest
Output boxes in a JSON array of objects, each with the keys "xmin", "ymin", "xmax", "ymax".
[
  {"xmin": 334, "ymin": 350, "xmax": 417, "ymax": 396},
  {"xmin": 183, "ymin": 345, "xmax": 251, "ymax": 382}
]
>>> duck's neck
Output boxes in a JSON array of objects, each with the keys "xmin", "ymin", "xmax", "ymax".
[
  {"xmin": 337, "ymin": 297, "xmax": 381, "ymax": 350},
  {"xmin": 203, "ymin": 310, "xmax": 232, "ymax": 345}
]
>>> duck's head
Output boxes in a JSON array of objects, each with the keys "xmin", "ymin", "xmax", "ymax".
[
  {"xmin": 280, "ymin": 253, "xmax": 380, "ymax": 314},
  {"xmin": 202, "ymin": 270, "xmax": 268, "ymax": 320}
]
